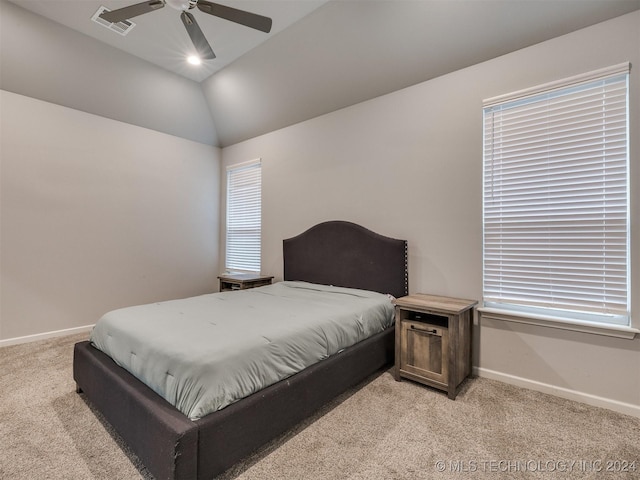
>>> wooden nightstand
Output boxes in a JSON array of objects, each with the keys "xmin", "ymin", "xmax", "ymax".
[
  {"xmin": 218, "ymin": 273, "xmax": 274, "ymax": 292},
  {"xmin": 394, "ymin": 294, "xmax": 477, "ymax": 399}
]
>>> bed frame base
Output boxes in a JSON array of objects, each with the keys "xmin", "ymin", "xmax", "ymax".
[{"xmin": 74, "ymin": 327, "xmax": 394, "ymax": 480}]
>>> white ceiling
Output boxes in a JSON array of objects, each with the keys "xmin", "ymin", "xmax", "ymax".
[
  {"xmin": 201, "ymin": 0, "xmax": 640, "ymax": 145},
  {"xmin": 4, "ymin": 0, "xmax": 640, "ymax": 146},
  {"xmin": 9, "ymin": 0, "xmax": 329, "ymax": 82}
]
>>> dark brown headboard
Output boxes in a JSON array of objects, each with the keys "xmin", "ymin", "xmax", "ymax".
[{"xmin": 283, "ymin": 221, "xmax": 408, "ymax": 298}]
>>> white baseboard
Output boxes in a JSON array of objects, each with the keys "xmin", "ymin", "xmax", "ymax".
[
  {"xmin": 474, "ymin": 367, "xmax": 640, "ymax": 419},
  {"xmin": 0, "ymin": 324, "xmax": 94, "ymax": 348}
]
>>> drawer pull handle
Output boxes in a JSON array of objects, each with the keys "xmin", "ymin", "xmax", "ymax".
[{"xmin": 410, "ymin": 325, "xmax": 439, "ymax": 335}]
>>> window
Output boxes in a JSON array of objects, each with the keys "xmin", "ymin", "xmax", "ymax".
[
  {"xmin": 225, "ymin": 159, "xmax": 262, "ymax": 272},
  {"xmin": 482, "ymin": 64, "xmax": 630, "ymax": 327}
]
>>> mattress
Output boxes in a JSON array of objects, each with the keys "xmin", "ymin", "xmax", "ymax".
[{"xmin": 90, "ymin": 281, "xmax": 395, "ymax": 420}]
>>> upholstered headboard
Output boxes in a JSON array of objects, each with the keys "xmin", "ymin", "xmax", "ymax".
[{"xmin": 283, "ymin": 221, "xmax": 408, "ymax": 298}]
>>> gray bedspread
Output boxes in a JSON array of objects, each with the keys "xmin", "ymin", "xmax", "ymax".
[{"xmin": 90, "ymin": 281, "xmax": 395, "ymax": 420}]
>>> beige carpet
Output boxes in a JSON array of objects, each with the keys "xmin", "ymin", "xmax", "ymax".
[{"xmin": 1, "ymin": 333, "xmax": 639, "ymax": 479}]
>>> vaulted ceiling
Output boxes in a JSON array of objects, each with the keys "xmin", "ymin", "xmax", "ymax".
[
  {"xmin": 10, "ymin": 1, "xmax": 329, "ymax": 83},
  {"xmin": 3, "ymin": 0, "xmax": 640, "ymax": 147}
]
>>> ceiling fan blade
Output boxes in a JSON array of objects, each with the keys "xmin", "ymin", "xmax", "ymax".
[
  {"xmin": 100, "ymin": 0, "xmax": 165, "ymax": 23},
  {"xmin": 196, "ymin": 1, "xmax": 272, "ymax": 33},
  {"xmin": 181, "ymin": 12, "xmax": 216, "ymax": 60}
]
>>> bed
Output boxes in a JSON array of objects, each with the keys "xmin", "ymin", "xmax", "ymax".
[{"xmin": 73, "ymin": 220, "xmax": 408, "ymax": 479}]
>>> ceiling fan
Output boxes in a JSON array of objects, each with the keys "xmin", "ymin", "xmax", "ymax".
[{"xmin": 100, "ymin": 0, "xmax": 273, "ymax": 60}]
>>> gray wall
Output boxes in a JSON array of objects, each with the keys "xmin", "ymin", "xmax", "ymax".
[
  {"xmin": 220, "ymin": 11, "xmax": 640, "ymax": 415},
  {"xmin": 0, "ymin": 0, "xmax": 222, "ymax": 341},
  {"xmin": 0, "ymin": 90, "xmax": 221, "ymax": 340}
]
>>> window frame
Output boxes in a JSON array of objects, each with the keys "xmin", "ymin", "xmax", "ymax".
[
  {"xmin": 479, "ymin": 63, "xmax": 638, "ymax": 339},
  {"xmin": 225, "ymin": 159, "xmax": 262, "ymax": 273}
]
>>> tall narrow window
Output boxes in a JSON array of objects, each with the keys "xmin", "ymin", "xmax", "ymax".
[
  {"xmin": 482, "ymin": 64, "xmax": 630, "ymax": 326},
  {"xmin": 226, "ymin": 159, "xmax": 262, "ymax": 272}
]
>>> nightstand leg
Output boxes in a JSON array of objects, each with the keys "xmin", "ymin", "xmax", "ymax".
[{"xmin": 448, "ymin": 351, "xmax": 457, "ymax": 399}]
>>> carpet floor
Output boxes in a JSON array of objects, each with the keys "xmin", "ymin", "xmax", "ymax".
[{"xmin": 1, "ymin": 333, "xmax": 639, "ymax": 479}]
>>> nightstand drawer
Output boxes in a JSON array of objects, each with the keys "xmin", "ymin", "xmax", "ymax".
[{"xmin": 399, "ymin": 320, "xmax": 449, "ymax": 385}]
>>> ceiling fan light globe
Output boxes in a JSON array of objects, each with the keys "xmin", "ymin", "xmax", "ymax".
[
  {"xmin": 166, "ymin": 0, "xmax": 195, "ymax": 11},
  {"xmin": 187, "ymin": 55, "xmax": 201, "ymax": 65}
]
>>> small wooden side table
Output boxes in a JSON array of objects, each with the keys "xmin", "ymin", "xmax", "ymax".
[
  {"xmin": 218, "ymin": 273, "xmax": 274, "ymax": 292},
  {"xmin": 394, "ymin": 294, "xmax": 477, "ymax": 399}
]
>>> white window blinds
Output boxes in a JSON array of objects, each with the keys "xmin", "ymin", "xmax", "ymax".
[
  {"xmin": 226, "ymin": 159, "xmax": 262, "ymax": 272},
  {"xmin": 482, "ymin": 64, "xmax": 630, "ymax": 326}
]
